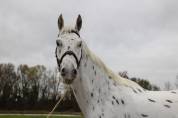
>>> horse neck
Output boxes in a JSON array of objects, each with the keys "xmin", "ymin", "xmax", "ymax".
[{"xmin": 71, "ymin": 43, "xmax": 137, "ymax": 117}]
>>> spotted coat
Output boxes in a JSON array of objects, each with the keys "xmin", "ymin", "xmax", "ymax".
[{"xmin": 71, "ymin": 41, "xmax": 178, "ymax": 118}]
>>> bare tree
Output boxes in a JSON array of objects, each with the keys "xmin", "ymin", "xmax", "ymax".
[
  {"xmin": 118, "ymin": 71, "xmax": 129, "ymax": 79},
  {"xmin": 0, "ymin": 63, "xmax": 17, "ymax": 107}
]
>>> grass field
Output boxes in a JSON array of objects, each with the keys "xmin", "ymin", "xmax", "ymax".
[{"xmin": 0, "ymin": 115, "xmax": 82, "ymax": 118}]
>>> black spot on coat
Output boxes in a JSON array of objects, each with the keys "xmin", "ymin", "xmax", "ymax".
[
  {"xmin": 141, "ymin": 114, "xmax": 148, "ymax": 117},
  {"xmin": 112, "ymin": 101, "xmax": 114, "ymax": 105},
  {"xmin": 116, "ymin": 99, "xmax": 120, "ymax": 104},
  {"xmin": 171, "ymin": 91, "xmax": 176, "ymax": 94},
  {"xmin": 92, "ymin": 79, "xmax": 94, "ymax": 84},
  {"xmin": 137, "ymin": 88, "xmax": 142, "ymax": 92},
  {"xmin": 121, "ymin": 99, "xmax": 125, "ymax": 104},
  {"xmin": 148, "ymin": 98, "xmax": 156, "ymax": 102},
  {"xmin": 166, "ymin": 99, "xmax": 173, "ymax": 103},
  {"xmin": 91, "ymin": 93, "xmax": 93, "ymax": 97},
  {"xmin": 132, "ymin": 89, "xmax": 137, "ymax": 93},
  {"xmin": 94, "ymin": 71, "xmax": 96, "ymax": 75},
  {"xmin": 164, "ymin": 104, "xmax": 171, "ymax": 108}
]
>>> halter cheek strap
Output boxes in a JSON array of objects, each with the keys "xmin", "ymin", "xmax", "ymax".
[{"xmin": 56, "ymin": 49, "xmax": 82, "ymax": 70}]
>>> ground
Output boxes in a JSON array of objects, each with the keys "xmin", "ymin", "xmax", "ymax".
[{"xmin": 0, "ymin": 114, "xmax": 82, "ymax": 118}]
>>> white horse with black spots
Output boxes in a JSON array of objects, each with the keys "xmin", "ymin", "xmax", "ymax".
[{"xmin": 55, "ymin": 14, "xmax": 178, "ymax": 118}]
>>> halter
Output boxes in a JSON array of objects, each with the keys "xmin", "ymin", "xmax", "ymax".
[
  {"xmin": 56, "ymin": 31, "xmax": 82, "ymax": 70},
  {"xmin": 70, "ymin": 30, "xmax": 80, "ymax": 37},
  {"xmin": 56, "ymin": 49, "xmax": 82, "ymax": 70}
]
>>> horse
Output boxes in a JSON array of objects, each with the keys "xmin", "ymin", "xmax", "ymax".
[{"xmin": 55, "ymin": 14, "xmax": 178, "ymax": 118}]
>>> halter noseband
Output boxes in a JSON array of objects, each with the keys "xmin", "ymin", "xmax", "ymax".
[{"xmin": 56, "ymin": 50, "xmax": 82, "ymax": 70}]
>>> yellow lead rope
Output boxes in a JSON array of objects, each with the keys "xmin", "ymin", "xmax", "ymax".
[{"xmin": 46, "ymin": 85, "xmax": 68, "ymax": 118}]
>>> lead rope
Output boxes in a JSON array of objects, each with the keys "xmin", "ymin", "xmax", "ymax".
[{"xmin": 46, "ymin": 84, "xmax": 69, "ymax": 118}]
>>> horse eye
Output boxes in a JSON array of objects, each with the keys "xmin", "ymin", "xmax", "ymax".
[
  {"xmin": 77, "ymin": 41, "xmax": 82, "ymax": 47},
  {"xmin": 56, "ymin": 40, "xmax": 62, "ymax": 47}
]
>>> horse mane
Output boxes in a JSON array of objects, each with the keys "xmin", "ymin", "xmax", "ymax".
[{"xmin": 83, "ymin": 41, "xmax": 143, "ymax": 90}]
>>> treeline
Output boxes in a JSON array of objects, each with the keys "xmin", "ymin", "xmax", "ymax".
[
  {"xmin": 0, "ymin": 63, "xmax": 161, "ymax": 112},
  {"xmin": 119, "ymin": 71, "xmax": 160, "ymax": 91},
  {"xmin": 0, "ymin": 63, "xmax": 80, "ymax": 112}
]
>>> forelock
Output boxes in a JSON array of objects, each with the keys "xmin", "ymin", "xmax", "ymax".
[{"xmin": 59, "ymin": 26, "xmax": 80, "ymax": 37}]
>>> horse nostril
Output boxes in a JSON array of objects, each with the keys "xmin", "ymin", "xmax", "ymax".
[
  {"xmin": 72, "ymin": 69, "xmax": 77, "ymax": 75},
  {"xmin": 61, "ymin": 68, "xmax": 66, "ymax": 76}
]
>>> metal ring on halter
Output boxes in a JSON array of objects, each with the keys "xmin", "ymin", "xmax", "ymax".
[{"xmin": 56, "ymin": 49, "xmax": 82, "ymax": 71}]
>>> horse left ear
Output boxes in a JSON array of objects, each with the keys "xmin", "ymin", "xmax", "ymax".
[{"xmin": 75, "ymin": 14, "xmax": 82, "ymax": 32}]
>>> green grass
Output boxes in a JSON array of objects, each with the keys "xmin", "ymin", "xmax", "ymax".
[{"xmin": 0, "ymin": 115, "xmax": 82, "ymax": 118}]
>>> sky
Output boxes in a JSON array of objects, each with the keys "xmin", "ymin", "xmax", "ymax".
[{"xmin": 0, "ymin": 0, "xmax": 178, "ymax": 89}]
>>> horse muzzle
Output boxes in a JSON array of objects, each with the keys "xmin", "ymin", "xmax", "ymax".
[
  {"xmin": 60, "ymin": 66, "xmax": 77, "ymax": 84},
  {"xmin": 56, "ymin": 50, "xmax": 81, "ymax": 85}
]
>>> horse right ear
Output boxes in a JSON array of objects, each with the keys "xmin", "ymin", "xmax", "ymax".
[{"xmin": 58, "ymin": 14, "xmax": 64, "ymax": 31}]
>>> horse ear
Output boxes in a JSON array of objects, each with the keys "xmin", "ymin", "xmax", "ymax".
[
  {"xmin": 58, "ymin": 14, "xmax": 64, "ymax": 31},
  {"xmin": 75, "ymin": 14, "xmax": 82, "ymax": 32}
]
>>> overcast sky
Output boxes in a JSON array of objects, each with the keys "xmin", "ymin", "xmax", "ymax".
[{"xmin": 0, "ymin": 0, "xmax": 178, "ymax": 89}]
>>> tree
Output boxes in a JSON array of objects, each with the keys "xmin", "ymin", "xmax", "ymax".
[
  {"xmin": 119, "ymin": 71, "xmax": 160, "ymax": 91},
  {"xmin": 0, "ymin": 63, "xmax": 80, "ymax": 111},
  {"xmin": 130, "ymin": 78, "xmax": 160, "ymax": 91},
  {"xmin": 0, "ymin": 63, "xmax": 17, "ymax": 108},
  {"xmin": 118, "ymin": 71, "xmax": 129, "ymax": 79}
]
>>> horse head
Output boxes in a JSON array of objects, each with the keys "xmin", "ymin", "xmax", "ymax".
[{"xmin": 55, "ymin": 14, "xmax": 83, "ymax": 85}]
